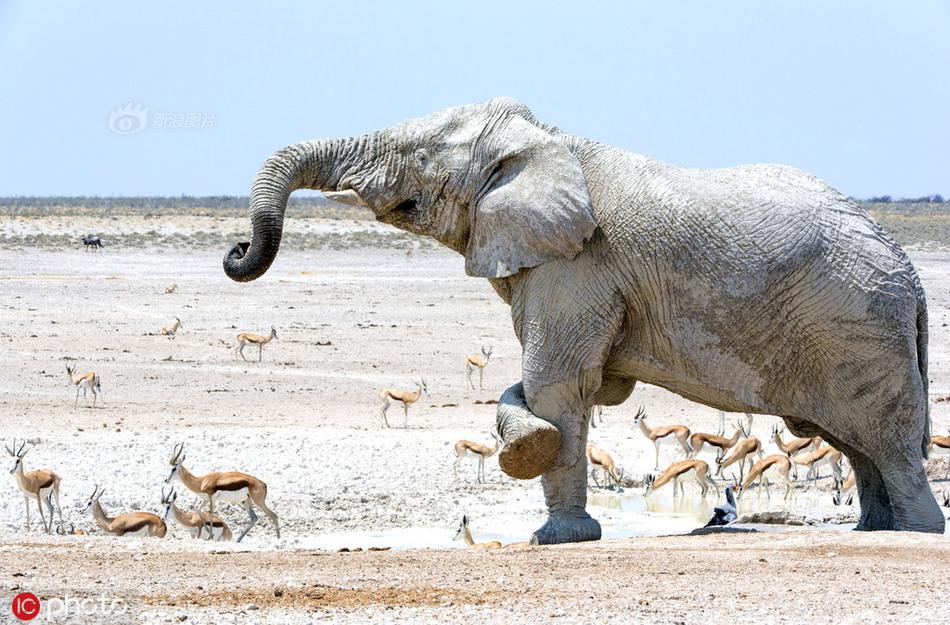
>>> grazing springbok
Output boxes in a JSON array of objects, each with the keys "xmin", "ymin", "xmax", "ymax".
[
  {"xmin": 236, "ymin": 326, "xmax": 277, "ymax": 362},
  {"xmin": 453, "ymin": 432, "xmax": 501, "ymax": 483},
  {"xmin": 65, "ymin": 363, "xmax": 102, "ymax": 407},
  {"xmin": 687, "ymin": 421, "xmax": 743, "ymax": 460},
  {"xmin": 81, "ymin": 235, "xmax": 103, "ymax": 251},
  {"xmin": 632, "ymin": 406, "xmax": 691, "ymax": 469},
  {"xmin": 715, "ymin": 420, "xmax": 763, "ymax": 480},
  {"xmin": 161, "ymin": 317, "xmax": 182, "ymax": 338},
  {"xmin": 82, "ymin": 485, "xmax": 166, "ymax": 537},
  {"xmin": 453, "ymin": 515, "xmax": 501, "ymax": 550},
  {"xmin": 160, "ymin": 487, "xmax": 232, "ymax": 541},
  {"xmin": 587, "ymin": 443, "xmax": 624, "ymax": 490},
  {"xmin": 644, "ymin": 459, "xmax": 719, "ymax": 498},
  {"xmin": 378, "ymin": 378, "xmax": 428, "ymax": 428},
  {"xmin": 465, "ymin": 345, "xmax": 493, "ymax": 390},
  {"xmin": 6, "ymin": 440, "xmax": 63, "ymax": 533},
  {"xmin": 736, "ymin": 454, "xmax": 797, "ymax": 500},
  {"xmin": 771, "ymin": 425, "xmax": 821, "ymax": 457},
  {"xmin": 792, "ymin": 446, "xmax": 843, "ymax": 482},
  {"xmin": 164, "ymin": 283, "xmax": 178, "ymax": 294},
  {"xmin": 929, "ymin": 432, "xmax": 950, "ymax": 480},
  {"xmin": 165, "ymin": 443, "xmax": 279, "ymax": 542},
  {"xmin": 833, "ymin": 469, "xmax": 857, "ymax": 506}
]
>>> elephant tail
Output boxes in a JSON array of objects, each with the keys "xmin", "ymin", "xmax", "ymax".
[{"xmin": 916, "ymin": 291, "xmax": 931, "ymax": 457}]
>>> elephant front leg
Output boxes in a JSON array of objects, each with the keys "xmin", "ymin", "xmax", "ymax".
[
  {"xmin": 496, "ymin": 381, "xmax": 601, "ymax": 545},
  {"xmin": 534, "ymin": 450, "xmax": 601, "ymax": 545}
]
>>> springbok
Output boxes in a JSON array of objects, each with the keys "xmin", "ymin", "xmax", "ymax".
[
  {"xmin": 82, "ymin": 485, "xmax": 166, "ymax": 537},
  {"xmin": 833, "ymin": 469, "xmax": 857, "ymax": 506},
  {"xmin": 465, "ymin": 345, "xmax": 493, "ymax": 390},
  {"xmin": 643, "ymin": 459, "xmax": 719, "ymax": 498},
  {"xmin": 715, "ymin": 420, "xmax": 763, "ymax": 481},
  {"xmin": 929, "ymin": 432, "xmax": 950, "ymax": 480},
  {"xmin": 736, "ymin": 454, "xmax": 797, "ymax": 500},
  {"xmin": 160, "ymin": 487, "xmax": 232, "ymax": 541},
  {"xmin": 632, "ymin": 407, "xmax": 691, "ymax": 469},
  {"xmin": 6, "ymin": 440, "xmax": 63, "ymax": 533},
  {"xmin": 792, "ymin": 445, "xmax": 843, "ymax": 482},
  {"xmin": 378, "ymin": 378, "xmax": 428, "ymax": 428},
  {"xmin": 236, "ymin": 326, "xmax": 277, "ymax": 362},
  {"xmin": 587, "ymin": 443, "xmax": 624, "ymax": 490},
  {"xmin": 771, "ymin": 425, "xmax": 821, "ymax": 457},
  {"xmin": 161, "ymin": 317, "xmax": 182, "ymax": 338},
  {"xmin": 453, "ymin": 432, "xmax": 501, "ymax": 483},
  {"xmin": 165, "ymin": 443, "xmax": 279, "ymax": 542},
  {"xmin": 65, "ymin": 363, "xmax": 102, "ymax": 407},
  {"xmin": 453, "ymin": 515, "xmax": 501, "ymax": 550},
  {"xmin": 589, "ymin": 405, "xmax": 604, "ymax": 428},
  {"xmin": 687, "ymin": 421, "xmax": 743, "ymax": 460}
]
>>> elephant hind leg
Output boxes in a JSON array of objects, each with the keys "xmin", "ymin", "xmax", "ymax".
[
  {"xmin": 840, "ymin": 445, "xmax": 897, "ymax": 531},
  {"xmin": 789, "ymin": 411, "xmax": 943, "ymax": 533}
]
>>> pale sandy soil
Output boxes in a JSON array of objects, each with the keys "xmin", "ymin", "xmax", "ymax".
[{"xmin": 1, "ymin": 212, "xmax": 949, "ymax": 623}]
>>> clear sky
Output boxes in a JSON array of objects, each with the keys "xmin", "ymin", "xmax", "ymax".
[{"xmin": 0, "ymin": 1, "xmax": 947, "ymax": 197}]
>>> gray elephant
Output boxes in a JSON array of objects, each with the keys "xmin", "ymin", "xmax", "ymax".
[{"xmin": 224, "ymin": 98, "xmax": 944, "ymax": 542}]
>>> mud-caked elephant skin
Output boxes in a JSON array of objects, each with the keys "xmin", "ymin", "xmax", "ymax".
[{"xmin": 225, "ymin": 98, "xmax": 945, "ymax": 542}]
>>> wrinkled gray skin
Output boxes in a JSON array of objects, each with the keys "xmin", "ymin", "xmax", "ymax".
[{"xmin": 224, "ymin": 98, "xmax": 944, "ymax": 542}]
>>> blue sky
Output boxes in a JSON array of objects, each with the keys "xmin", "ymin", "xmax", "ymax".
[{"xmin": 0, "ymin": 1, "xmax": 947, "ymax": 197}]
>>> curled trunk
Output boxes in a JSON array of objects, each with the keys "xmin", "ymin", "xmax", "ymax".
[{"xmin": 223, "ymin": 136, "xmax": 371, "ymax": 282}]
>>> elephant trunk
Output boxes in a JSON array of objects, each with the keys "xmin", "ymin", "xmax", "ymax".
[{"xmin": 223, "ymin": 135, "xmax": 373, "ymax": 282}]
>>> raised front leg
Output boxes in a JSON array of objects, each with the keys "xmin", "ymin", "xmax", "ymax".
[
  {"xmin": 493, "ymin": 258, "xmax": 627, "ymax": 545},
  {"xmin": 496, "ymin": 382, "xmax": 600, "ymax": 545}
]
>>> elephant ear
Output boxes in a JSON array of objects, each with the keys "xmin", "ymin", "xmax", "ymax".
[{"xmin": 465, "ymin": 117, "xmax": 597, "ymax": 279}]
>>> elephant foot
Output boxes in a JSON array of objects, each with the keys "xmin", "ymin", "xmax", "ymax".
[
  {"xmin": 498, "ymin": 421, "xmax": 561, "ymax": 480},
  {"xmin": 530, "ymin": 509, "xmax": 601, "ymax": 545},
  {"xmin": 882, "ymin": 467, "xmax": 945, "ymax": 534},
  {"xmin": 496, "ymin": 382, "xmax": 561, "ymax": 479}
]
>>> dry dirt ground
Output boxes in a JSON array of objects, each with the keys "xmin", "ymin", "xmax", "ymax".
[{"xmin": 1, "ymin": 211, "xmax": 949, "ymax": 624}]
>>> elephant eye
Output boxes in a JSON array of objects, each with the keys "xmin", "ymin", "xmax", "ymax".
[{"xmin": 414, "ymin": 149, "xmax": 428, "ymax": 165}]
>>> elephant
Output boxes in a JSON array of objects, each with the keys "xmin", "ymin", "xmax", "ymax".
[{"xmin": 223, "ymin": 97, "xmax": 944, "ymax": 543}]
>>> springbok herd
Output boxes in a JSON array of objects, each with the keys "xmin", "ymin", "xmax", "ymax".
[
  {"xmin": 7, "ymin": 308, "xmax": 950, "ymax": 548},
  {"xmin": 591, "ymin": 408, "xmax": 950, "ymax": 510}
]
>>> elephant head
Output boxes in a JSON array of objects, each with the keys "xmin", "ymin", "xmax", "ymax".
[{"xmin": 223, "ymin": 98, "xmax": 597, "ymax": 282}]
